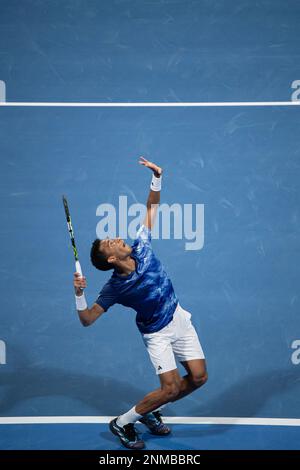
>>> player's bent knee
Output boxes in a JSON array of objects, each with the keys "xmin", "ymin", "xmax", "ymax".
[
  {"xmin": 191, "ymin": 372, "xmax": 208, "ymax": 388},
  {"xmin": 163, "ymin": 382, "xmax": 181, "ymax": 401}
]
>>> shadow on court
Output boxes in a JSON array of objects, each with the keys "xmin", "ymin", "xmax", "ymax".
[
  {"xmin": 191, "ymin": 368, "xmax": 300, "ymax": 417},
  {"xmin": 1, "ymin": 347, "xmax": 299, "ymax": 425},
  {"xmin": 0, "ymin": 347, "xmax": 147, "ymax": 416}
]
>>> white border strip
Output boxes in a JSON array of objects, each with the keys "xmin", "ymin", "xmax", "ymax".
[
  {"xmin": 1, "ymin": 416, "xmax": 300, "ymax": 426},
  {"xmin": 0, "ymin": 101, "xmax": 300, "ymax": 107},
  {"xmin": 0, "ymin": 80, "xmax": 5, "ymax": 102}
]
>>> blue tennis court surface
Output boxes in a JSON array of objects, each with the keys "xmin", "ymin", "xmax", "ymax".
[
  {"xmin": 0, "ymin": 423, "xmax": 300, "ymax": 450},
  {"xmin": 1, "ymin": 0, "xmax": 300, "ymax": 452}
]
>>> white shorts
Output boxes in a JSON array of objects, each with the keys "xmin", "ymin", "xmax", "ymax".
[{"xmin": 142, "ymin": 303, "xmax": 205, "ymax": 375}]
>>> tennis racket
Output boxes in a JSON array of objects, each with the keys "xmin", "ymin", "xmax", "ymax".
[{"xmin": 62, "ymin": 195, "xmax": 83, "ymax": 277}]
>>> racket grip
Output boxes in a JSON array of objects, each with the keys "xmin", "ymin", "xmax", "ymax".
[{"xmin": 75, "ymin": 260, "xmax": 83, "ymax": 277}]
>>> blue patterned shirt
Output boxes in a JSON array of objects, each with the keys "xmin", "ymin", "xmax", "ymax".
[{"xmin": 96, "ymin": 225, "xmax": 178, "ymax": 334}]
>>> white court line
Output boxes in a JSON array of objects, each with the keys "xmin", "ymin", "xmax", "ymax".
[
  {"xmin": 0, "ymin": 101, "xmax": 300, "ymax": 107},
  {"xmin": 1, "ymin": 416, "xmax": 300, "ymax": 426}
]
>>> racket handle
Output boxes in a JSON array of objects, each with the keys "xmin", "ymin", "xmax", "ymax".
[{"xmin": 75, "ymin": 260, "xmax": 83, "ymax": 277}]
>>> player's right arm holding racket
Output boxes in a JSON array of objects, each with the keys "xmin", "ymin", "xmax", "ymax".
[{"xmin": 73, "ymin": 274, "xmax": 105, "ymax": 326}]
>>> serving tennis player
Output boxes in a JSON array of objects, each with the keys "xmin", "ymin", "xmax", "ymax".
[{"xmin": 73, "ymin": 157, "xmax": 207, "ymax": 449}]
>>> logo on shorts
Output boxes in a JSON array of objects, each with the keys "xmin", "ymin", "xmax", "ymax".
[{"xmin": 158, "ymin": 365, "xmax": 162, "ymax": 371}]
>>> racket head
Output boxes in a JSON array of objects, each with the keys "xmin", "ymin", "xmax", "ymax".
[{"xmin": 62, "ymin": 195, "xmax": 70, "ymax": 220}]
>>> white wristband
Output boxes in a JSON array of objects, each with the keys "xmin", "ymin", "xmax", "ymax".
[
  {"xmin": 75, "ymin": 293, "xmax": 88, "ymax": 311},
  {"xmin": 151, "ymin": 174, "xmax": 162, "ymax": 192}
]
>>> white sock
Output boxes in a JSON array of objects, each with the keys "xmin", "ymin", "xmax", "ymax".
[{"xmin": 116, "ymin": 406, "xmax": 142, "ymax": 428}]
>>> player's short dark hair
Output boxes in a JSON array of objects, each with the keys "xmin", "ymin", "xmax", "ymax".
[{"xmin": 90, "ymin": 239, "xmax": 113, "ymax": 271}]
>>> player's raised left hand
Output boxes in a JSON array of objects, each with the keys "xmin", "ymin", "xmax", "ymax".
[{"xmin": 139, "ymin": 156, "xmax": 163, "ymax": 177}]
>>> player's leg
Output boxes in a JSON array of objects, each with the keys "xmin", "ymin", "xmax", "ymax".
[
  {"xmin": 136, "ymin": 305, "xmax": 207, "ymax": 410},
  {"xmin": 110, "ymin": 368, "xmax": 180, "ymax": 444},
  {"xmin": 124, "ymin": 337, "xmax": 181, "ymax": 417},
  {"xmin": 181, "ymin": 358, "xmax": 208, "ymax": 387},
  {"xmin": 109, "ymin": 336, "xmax": 179, "ymax": 445},
  {"xmin": 170, "ymin": 358, "xmax": 208, "ymax": 402},
  {"xmin": 136, "ymin": 368, "xmax": 180, "ymax": 435},
  {"xmin": 134, "ymin": 359, "xmax": 207, "ymax": 433},
  {"xmin": 109, "ymin": 308, "xmax": 207, "ymax": 447},
  {"xmin": 171, "ymin": 304, "xmax": 208, "ymax": 402},
  {"xmin": 135, "ymin": 368, "xmax": 181, "ymax": 414},
  {"xmin": 135, "ymin": 305, "xmax": 207, "ymax": 410},
  {"xmin": 140, "ymin": 359, "xmax": 207, "ymax": 407}
]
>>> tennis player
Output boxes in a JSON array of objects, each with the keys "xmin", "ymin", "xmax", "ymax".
[{"xmin": 73, "ymin": 157, "xmax": 207, "ymax": 449}]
